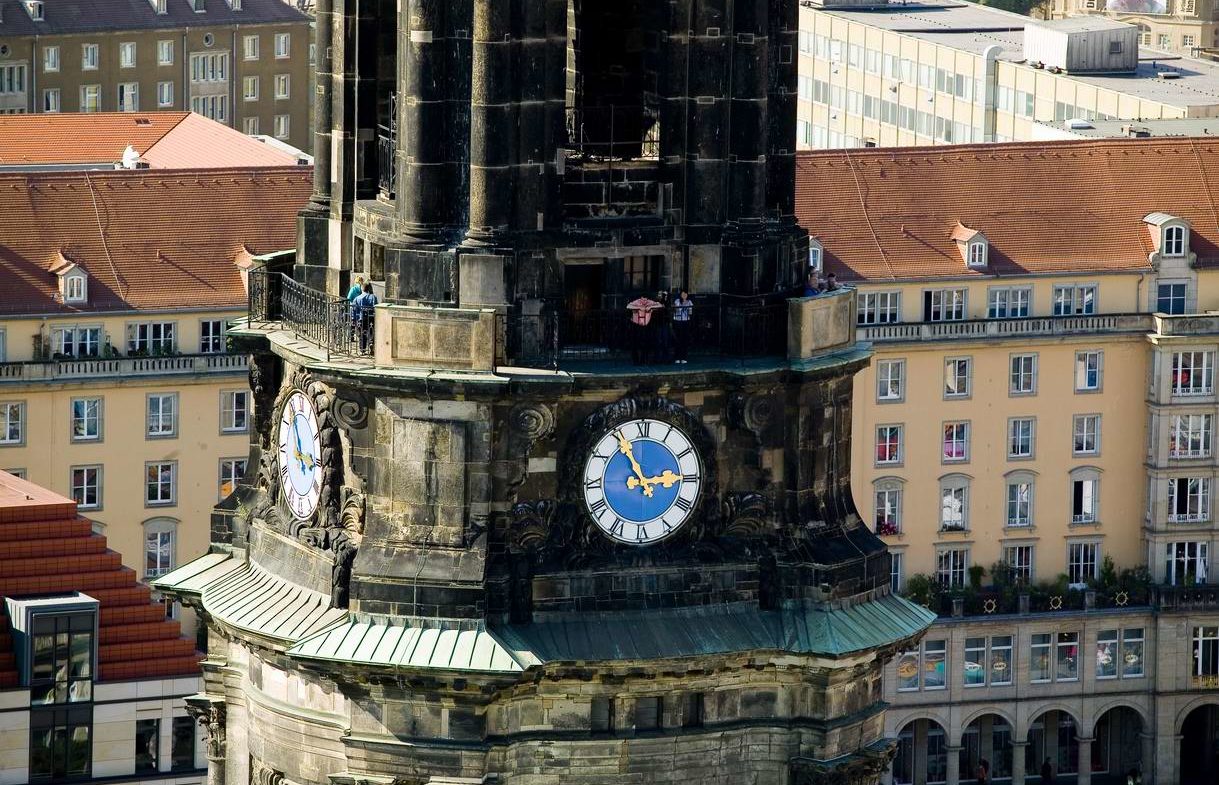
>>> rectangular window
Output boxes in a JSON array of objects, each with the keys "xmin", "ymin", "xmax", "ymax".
[
  {"xmin": 923, "ymin": 288, "xmax": 966, "ymax": 321},
  {"xmin": 990, "ymin": 634, "xmax": 1013, "ymax": 685},
  {"xmin": 942, "ymin": 421, "xmax": 969, "ymax": 462},
  {"xmin": 157, "ymin": 39, "xmax": 174, "ymax": 65},
  {"xmin": 964, "ymin": 637, "xmax": 986, "ymax": 687},
  {"xmin": 135, "ymin": 718, "xmax": 159, "ymax": 772},
  {"xmin": 1008, "ymin": 418, "xmax": 1034, "ymax": 459},
  {"xmin": 876, "ymin": 425, "xmax": 902, "ymax": 465},
  {"xmin": 944, "ymin": 357, "xmax": 971, "ymax": 398},
  {"xmin": 30, "ymin": 706, "xmax": 93, "ymax": 782},
  {"xmin": 1173, "ymin": 351, "xmax": 1214, "ymax": 395},
  {"xmin": 942, "ymin": 481, "xmax": 969, "ymax": 531},
  {"xmin": 1072, "ymin": 478, "xmax": 1098, "ymax": 523},
  {"xmin": 243, "ymin": 75, "xmax": 259, "ymax": 101},
  {"xmin": 1068, "ymin": 542, "xmax": 1099, "ymax": 586},
  {"xmin": 1073, "ymin": 414, "xmax": 1100, "ymax": 456},
  {"xmin": 1171, "ymin": 413, "xmax": 1212, "ymax": 458},
  {"xmin": 30, "ymin": 614, "xmax": 93, "ymax": 706},
  {"xmin": 171, "ymin": 716, "xmax": 196, "ymax": 770},
  {"xmin": 1053, "ymin": 284, "xmax": 1097, "ymax": 316},
  {"xmin": 244, "ymin": 35, "xmax": 260, "ymax": 60},
  {"xmin": 1075, "ymin": 350, "xmax": 1102, "ymax": 391},
  {"xmin": 1158, "ymin": 282, "xmax": 1187, "ymax": 315},
  {"xmin": 70, "ymin": 466, "xmax": 101, "ymax": 510},
  {"xmin": 273, "ymin": 114, "xmax": 290, "ymax": 140},
  {"xmin": 857, "ymin": 292, "xmax": 901, "ymax": 325},
  {"xmin": 145, "ymin": 527, "xmax": 175, "ymax": 577},
  {"xmin": 274, "ymin": 73, "xmax": 289, "ymax": 99},
  {"xmin": 876, "ymin": 358, "xmax": 904, "ymax": 401},
  {"xmin": 44, "ymin": 88, "xmax": 61, "ymax": 113},
  {"xmin": 157, "ymin": 81, "xmax": 173, "ymax": 108},
  {"xmin": 1006, "ymin": 480, "xmax": 1033, "ymax": 527},
  {"xmin": 1056, "ymin": 632, "xmax": 1079, "ymax": 681},
  {"xmin": 1169, "ymin": 477, "xmax": 1211, "ymax": 523},
  {"xmin": 80, "ymin": 85, "xmax": 100, "ymax": 112},
  {"xmin": 81, "ymin": 44, "xmax": 99, "ymax": 70},
  {"xmin": 146, "ymin": 393, "xmax": 177, "ymax": 438},
  {"xmin": 200, "ymin": 320, "xmax": 224, "ymax": 352},
  {"xmin": 989, "ymin": 287, "xmax": 1031, "ymax": 318},
  {"xmin": 875, "ymin": 485, "xmax": 902, "ymax": 536},
  {"xmin": 964, "ymin": 635, "xmax": 1012, "ymax": 687},
  {"xmin": 1122, "ymin": 628, "xmax": 1144, "ymax": 678},
  {"xmin": 1166, "ymin": 541, "xmax": 1208, "ymax": 586},
  {"xmin": 634, "ymin": 697, "xmax": 661, "ymax": 731},
  {"xmin": 275, "ymin": 32, "xmax": 291, "ymax": 58},
  {"xmin": 128, "ymin": 321, "xmax": 175, "ymax": 354},
  {"xmin": 0, "ymin": 402, "xmax": 24, "ymax": 445},
  {"xmin": 43, "ymin": 45, "xmax": 59, "ymax": 72},
  {"xmin": 243, "ymin": 116, "xmax": 260, "ymax": 135},
  {"xmin": 1005, "ymin": 545, "xmax": 1033, "ymax": 584},
  {"xmin": 145, "ymin": 462, "xmax": 176, "ymax": 507},
  {"xmin": 0, "ymin": 63, "xmax": 28, "ymax": 95},
  {"xmin": 1010, "ymin": 354, "xmax": 1037, "ymax": 395},
  {"xmin": 118, "ymin": 82, "xmax": 138, "ymax": 112},
  {"xmin": 219, "ymin": 458, "xmax": 246, "ymax": 500},
  {"xmin": 71, "ymin": 398, "xmax": 101, "ymax": 441},
  {"xmin": 119, "ymin": 42, "xmax": 136, "ymax": 68},
  {"xmin": 890, "ymin": 551, "xmax": 904, "ymax": 593},
  {"xmin": 896, "ymin": 639, "xmax": 946, "ymax": 691},
  {"xmin": 56, "ymin": 326, "xmax": 101, "ymax": 357},
  {"xmin": 1195, "ymin": 626, "xmax": 1219, "ymax": 679},
  {"xmin": 189, "ymin": 52, "xmax": 228, "ymax": 83},
  {"xmin": 221, "ymin": 390, "xmax": 249, "ymax": 433},
  {"xmin": 1097, "ymin": 629, "xmax": 1119, "ymax": 679},
  {"xmin": 937, "ymin": 547, "xmax": 968, "ymax": 586},
  {"xmin": 1030, "ymin": 633, "xmax": 1052, "ymax": 682}
]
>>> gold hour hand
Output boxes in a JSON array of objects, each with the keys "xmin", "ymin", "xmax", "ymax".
[
  {"xmin": 615, "ymin": 430, "xmax": 654, "ymax": 497},
  {"xmin": 627, "ymin": 470, "xmax": 682, "ymax": 491}
]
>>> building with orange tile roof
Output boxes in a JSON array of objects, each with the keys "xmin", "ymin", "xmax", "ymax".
[
  {"xmin": 0, "ymin": 162, "xmax": 311, "ymax": 646},
  {"xmin": 0, "ymin": 469, "xmax": 203, "ymax": 784},
  {"xmin": 0, "ymin": 112, "xmax": 310, "ymax": 170},
  {"xmin": 795, "ymin": 136, "xmax": 1219, "ymax": 785}
]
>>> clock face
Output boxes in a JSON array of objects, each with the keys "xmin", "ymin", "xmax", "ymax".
[
  {"xmin": 276, "ymin": 391, "xmax": 322, "ymax": 520},
  {"xmin": 582, "ymin": 418, "xmax": 702, "ymax": 545}
]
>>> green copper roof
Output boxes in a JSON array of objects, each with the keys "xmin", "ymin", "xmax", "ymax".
[{"xmin": 285, "ymin": 594, "xmax": 932, "ymax": 674}]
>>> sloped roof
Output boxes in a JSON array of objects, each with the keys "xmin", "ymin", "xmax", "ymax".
[
  {"xmin": 793, "ymin": 138, "xmax": 1219, "ymax": 282},
  {"xmin": 0, "ymin": 113, "xmax": 303, "ymax": 169},
  {"xmin": 0, "ymin": 0, "xmax": 306, "ymax": 36},
  {"xmin": 0, "ymin": 471, "xmax": 200, "ymax": 688},
  {"xmin": 0, "ymin": 166, "xmax": 311, "ymax": 314}
]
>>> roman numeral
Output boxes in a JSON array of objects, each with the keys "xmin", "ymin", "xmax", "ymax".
[
  {"xmin": 585, "ymin": 477, "xmax": 602, "ymax": 491},
  {"xmin": 590, "ymin": 498, "xmax": 608, "ymax": 518},
  {"xmin": 279, "ymin": 465, "xmax": 289, "ymax": 480},
  {"xmin": 675, "ymin": 497, "xmax": 693, "ymax": 512},
  {"xmin": 636, "ymin": 526, "xmax": 647, "ymax": 541},
  {"xmin": 312, "ymin": 477, "xmax": 322, "ymax": 493},
  {"xmin": 676, "ymin": 448, "xmax": 693, "ymax": 460},
  {"xmin": 609, "ymin": 519, "xmax": 625, "ymax": 538},
  {"xmin": 638, "ymin": 421, "xmax": 651, "ymax": 438}
]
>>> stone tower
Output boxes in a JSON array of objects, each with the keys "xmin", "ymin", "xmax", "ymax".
[{"xmin": 156, "ymin": 2, "xmax": 933, "ymax": 784}]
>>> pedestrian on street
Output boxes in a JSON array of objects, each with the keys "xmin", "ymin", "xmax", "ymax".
[
  {"xmin": 976, "ymin": 759, "xmax": 990, "ymax": 785},
  {"xmin": 672, "ymin": 290, "xmax": 693, "ymax": 364},
  {"xmin": 1041, "ymin": 758, "xmax": 1055, "ymax": 784},
  {"xmin": 626, "ymin": 293, "xmax": 663, "ymax": 365}
]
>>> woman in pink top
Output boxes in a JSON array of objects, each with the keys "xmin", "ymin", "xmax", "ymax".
[{"xmin": 626, "ymin": 295, "xmax": 663, "ymax": 365}]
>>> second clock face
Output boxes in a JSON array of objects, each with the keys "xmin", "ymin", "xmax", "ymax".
[
  {"xmin": 582, "ymin": 418, "xmax": 702, "ymax": 545},
  {"xmin": 277, "ymin": 391, "xmax": 322, "ymax": 521}
]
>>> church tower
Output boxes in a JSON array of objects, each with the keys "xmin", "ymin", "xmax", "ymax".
[{"xmin": 156, "ymin": 2, "xmax": 933, "ymax": 784}]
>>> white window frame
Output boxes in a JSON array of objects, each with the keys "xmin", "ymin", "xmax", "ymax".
[
  {"xmin": 989, "ymin": 286, "xmax": 1031, "ymax": 319},
  {"xmin": 220, "ymin": 390, "xmax": 250, "ymax": 433},
  {"xmin": 243, "ymin": 34, "xmax": 260, "ymax": 60},
  {"xmin": 145, "ymin": 462, "xmax": 177, "ymax": 507},
  {"xmin": 1008, "ymin": 418, "xmax": 1034, "ymax": 459},
  {"xmin": 940, "ymin": 475, "xmax": 970, "ymax": 531},
  {"xmin": 1073, "ymin": 414, "xmax": 1101, "ymax": 456},
  {"xmin": 874, "ymin": 478, "xmax": 903, "ymax": 536},
  {"xmin": 43, "ymin": 45, "xmax": 59, "ymax": 73},
  {"xmin": 876, "ymin": 358, "xmax": 904, "ymax": 402},
  {"xmin": 943, "ymin": 357, "xmax": 971, "ymax": 399},
  {"xmin": 274, "ymin": 73, "xmax": 289, "ymax": 99},
  {"xmin": 157, "ymin": 81, "xmax": 173, "ymax": 108},
  {"xmin": 1075, "ymin": 350, "xmax": 1103, "ymax": 392},
  {"xmin": 80, "ymin": 84, "xmax": 100, "ymax": 112},
  {"xmin": 146, "ymin": 393, "xmax": 178, "ymax": 439},
  {"xmin": 118, "ymin": 82, "xmax": 139, "ymax": 112},
  {"xmin": 890, "ymin": 550, "xmax": 904, "ymax": 593},
  {"xmin": 128, "ymin": 321, "xmax": 175, "ymax": 355},
  {"xmin": 63, "ymin": 275, "xmax": 86, "ymax": 303},
  {"xmin": 857, "ymin": 291, "xmax": 900, "ymax": 325},
  {"xmin": 1004, "ymin": 544, "xmax": 1034, "ymax": 584},
  {"xmin": 1006, "ymin": 475, "xmax": 1034, "ymax": 528},
  {"xmin": 1167, "ymin": 541, "xmax": 1209, "ymax": 586},
  {"xmin": 157, "ymin": 39, "xmax": 174, "ymax": 66},
  {"xmin": 243, "ymin": 116, "xmax": 260, "ymax": 135},
  {"xmin": 1164, "ymin": 224, "xmax": 1186, "ymax": 256},
  {"xmin": 1070, "ymin": 469, "xmax": 1100, "ymax": 524},
  {"xmin": 942, "ymin": 421, "xmax": 970, "ymax": 463},
  {"xmin": 43, "ymin": 87, "xmax": 60, "ymax": 113},
  {"xmin": 273, "ymin": 114, "xmax": 290, "ymax": 140},
  {"xmin": 274, "ymin": 32, "xmax": 290, "ymax": 58},
  {"xmin": 1157, "ymin": 281, "xmax": 1188, "ymax": 315},
  {"xmin": 923, "ymin": 288, "xmax": 967, "ymax": 322},
  {"xmin": 1171, "ymin": 413, "xmax": 1212, "ymax": 459},
  {"xmin": 1067, "ymin": 541, "xmax": 1100, "ymax": 587},
  {"xmin": 70, "ymin": 397, "xmax": 102, "ymax": 442},
  {"xmin": 1053, "ymin": 284, "xmax": 1097, "ymax": 316},
  {"xmin": 119, "ymin": 42, "xmax": 136, "ymax": 68},
  {"xmin": 1168, "ymin": 477, "xmax": 1211, "ymax": 524},
  {"xmin": 143, "ymin": 518, "xmax": 178, "ymax": 577},
  {"xmin": 936, "ymin": 547, "xmax": 969, "ymax": 586},
  {"xmin": 1009, "ymin": 353, "xmax": 1037, "ymax": 395},
  {"xmin": 81, "ymin": 44, "xmax": 99, "ymax": 71},
  {"xmin": 896, "ymin": 639, "xmax": 947, "ymax": 692},
  {"xmin": 70, "ymin": 465, "xmax": 102, "ymax": 510},
  {"xmin": 200, "ymin": 320, "xmax": 225, "ymax": 353},
  {"xmin": 876, "ymin": 424, "xmax": 903, "ymax": 466},
  {"xmin": 219, "ymin": 457, "xmax": 247, "ymax": 501},
  {"xmin": 243, "ymin": 75, "xmax": 259, "ymax": 101},
  {"xmin": 1172, "ymin": 351, "xmax": 1214, "ymax": 396},
  {"xmin": 0, "ymin": 402, "xmax": 24, "ymax": 446}
]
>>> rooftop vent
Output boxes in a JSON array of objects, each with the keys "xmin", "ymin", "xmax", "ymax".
[
  {"xmin": 1158, "ymin": 70, "xmax": 1182, "ymax": 79},
  {"xmin": 1023, "ymin": 18, "xmax": 1138, "ymax": 74},
  {"xmin": 1123, "ymin": 124, "xmax": 1152, "ymax": 137},
  {"xmin": 1067, "ymin": 118, "xmax": 1094, "ymax": 129}
]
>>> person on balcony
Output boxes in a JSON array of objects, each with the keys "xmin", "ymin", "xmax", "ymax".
[
  {"xmin": 823, "ymin": 272, "xmax": 841, "ymax": 292},
  {"xmin": 626, "ymin": 293, "xmax": 663, "ymax": 365},
  {"xmin": 803, "ymin": 272, "xmax": 823, "ymax": 297},
  {"xmin": 353, "ymin": 282, "xmax": 378, "ymax": 355},
  {"xmin": 347, "ymin": 276, "xmax": 365, "ymax": 301},
  {"xmin": 672, "ymin": 290, "xmax": 693, "ymax": 364}
]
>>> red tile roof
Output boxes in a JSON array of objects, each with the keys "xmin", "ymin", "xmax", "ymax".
[
  {"xmin": 0, "ymin": 112, "xmax": 303, "ymax": 169},
  {"xmin": 0, "ymin": 472, "xmax": 199, "ymax": 688},
  {"xmin": 0, "ymin": 166, "xmax": 312, "ymax": 314},
  {"xmin": 794, "ymin": 138, "xmax": 1219, "ymax": 282}
]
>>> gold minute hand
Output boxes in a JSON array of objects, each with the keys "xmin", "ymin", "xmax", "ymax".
[{"xmin": 615, "ymin": 430, "xmax": 654, "ymax": 497}]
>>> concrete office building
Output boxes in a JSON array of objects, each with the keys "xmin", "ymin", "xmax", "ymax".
[
  {"xmin": 797, "ymin": 0, "xmax": 1219, "ymax": 149},
  {"xmin": 795, "ymin": 136, "xmax": 1219, "ymax": 785}
]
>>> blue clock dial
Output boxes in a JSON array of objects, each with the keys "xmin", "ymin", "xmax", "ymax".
[{"xmin": 583, "ymin": 418, "xmax": 702, "ymax": 545}]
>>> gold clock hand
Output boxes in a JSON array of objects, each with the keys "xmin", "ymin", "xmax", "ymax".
[
  {"xmin": 627, "ymin": 469, "xmax": 682, "ymax": 491},
  {"xmin": 615, "ymin": 430, "xmax": 654, "ymax": 497}
]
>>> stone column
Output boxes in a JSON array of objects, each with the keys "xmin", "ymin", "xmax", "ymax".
[
  {"xmin": 945, "ymin": 745, "xmax": 962, "ymax": 785},
  {"xmin": 310, "ymin": 0, "xmax": 334, "ymax": 209},
  {"xmin": 1077, "ymin": 737, "xmax": 1093, "ymax": 785},
  {"xmin": 465, "ymin": 0, "xmax": 514, "ymax": 246},
  {"xmin": 1010, "ymin": 740, "xmax": 1028, "ymax": 785},
  {"xmin": 398, "ymin": 0, "xmax": 449, "ymax": 242},
  {"xmin": 1140, "ymin": 731, "xmax": 1155, "ymax": 784},
  {"xmin": 185, "ymin": 700, "xmax": 226, "ymax": 785}
]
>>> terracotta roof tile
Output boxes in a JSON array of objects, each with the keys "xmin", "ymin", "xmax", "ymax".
[
  {"xmin": 0, "ymin": 166, "xmax": 311, "ymax": 314},
  {"xmin": 0, "ymin": 0, "xmax": 306, "ymax": 36},
  {"xmin": 794, "ymin": 137, "xmax": 1219, "ymax": 282},
  {"xmin": 0, "ymin": 471, "xmax": 200, "ymax": 686}
]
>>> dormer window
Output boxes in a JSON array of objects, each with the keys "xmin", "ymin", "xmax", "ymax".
[
  {"xmin": 24, "ymin": 0, "xmax": 44, "ymax": 20},
  {"xmin": 65, "ymin": 275, "xmax": 86, "ymax": 303},
  {"xmin": 808, "ymin": 240, "xmax": 823, "ymax": 272},
  {"xmin": 149, "ymin": 0, "xmax": 167, "ymax": 13},
  {"xmin": 1165, "ymin": 225, "xmax": 1186, "ymax": 256},
  {"xmin": 968, "ymin": 241, "xmax": 987, "ymax": 269},
  {"xmin": 51, "ymin": 258, "xmax": 89, "ymax": 305}
]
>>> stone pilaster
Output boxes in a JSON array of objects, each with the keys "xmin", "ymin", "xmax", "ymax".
[
  {"xmin": 185, "ymin": 697, "xmax": 227, "ymax": 785},
  {"xmin": 1010, "ymin": 740, "xmax": 1028, "ymax": 785}
]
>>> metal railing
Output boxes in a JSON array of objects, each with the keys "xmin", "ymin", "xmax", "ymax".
[
  {"xmin": 377, "ymin": 92, "xmax": 397, "ymax": 198},
  {"xmin": 249, "ymin": 269, "xmax": 360, "ymax": 358},
  {"xmin": 0, "ymin": 353, "xmax": 245, "ymax": 382},
  {"xmin": 564, "ymin": 105, "xmax": 661, "ymax": 161},
  {"xmin": 857, "ymin": 312, "xmax": 1153, "ymax": 343}
]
